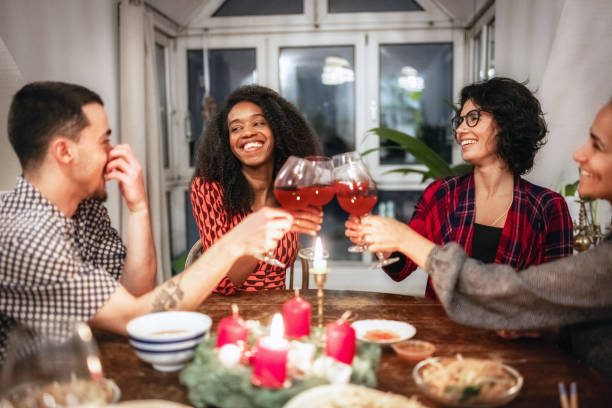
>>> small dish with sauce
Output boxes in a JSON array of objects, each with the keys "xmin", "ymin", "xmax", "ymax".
[
  {"xmin": 351, "ymin": 319, "xmax": 416, "ymax": 345},
  {"xmin": 391, "ymin": 339, "xmax": 435, "ymax": 362}
]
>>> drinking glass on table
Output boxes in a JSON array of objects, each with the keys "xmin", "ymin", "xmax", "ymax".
[
  {"xmin": 0, "ymin": 322, "xmax": 112, "ymax": 407},
  {"xmin": 298, "ymin": 156, "xmax": 334, "ymax": 261},
  {"xmin": 331, "ymin": 153, "xmax": 399, "ymax": 267}
]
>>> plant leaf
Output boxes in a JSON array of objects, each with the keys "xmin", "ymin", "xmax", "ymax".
[{"xmin": 368, "ymin": 127, "xmax": 454, "ymax": 178}]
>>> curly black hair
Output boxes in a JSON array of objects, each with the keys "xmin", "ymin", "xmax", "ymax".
[
  {"xmin": 193, "ymin": 85, "xmax": 321, "ymax": 218},
  {"xmin": 458, "ymin": 77, "xmax": 547, "ymax": 176}
]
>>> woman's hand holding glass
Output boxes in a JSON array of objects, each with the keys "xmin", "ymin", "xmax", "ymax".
[{"xmin": 345, "ymin": 215, "xmax": 406, "ymax": 266}]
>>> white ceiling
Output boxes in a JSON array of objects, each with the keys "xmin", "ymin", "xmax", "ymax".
[{"xmin": 145, "ymin": 0, "xmax": 491, "ymax": 28}]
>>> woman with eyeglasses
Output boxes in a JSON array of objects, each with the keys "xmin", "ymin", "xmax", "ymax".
[
  {"xmin": 352, "ymin": 101, "xmax": 612, "ymax": 379},
  {"xmin": 346, "ymin": 77, "xmax": 573, "ymax": 300}
]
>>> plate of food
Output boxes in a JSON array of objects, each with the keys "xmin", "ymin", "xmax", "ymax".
[
  {"xmin": 352, "ymin": 319, "xmax": 416, "ymax": 345},
  {"xmin": 283, "ymin": 384, "xmax": 429, "ymax": 408},
  {"xmin": 412, "ymin": 355, "xmax": 523, "ymax": 407}
]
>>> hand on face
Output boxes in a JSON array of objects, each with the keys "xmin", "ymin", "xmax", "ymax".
[
  {"xmin": 105, "ymin": 144, "xmax": 148, "ymax": 213},
  {"xmin": 345, "ymin": 215, "xmax": 408, "ymax": 254},
  {"xmin": 232, "ymin": 207, "xmax": 293, "ymax": 257},
  {"xmin": 287, "ymin": 205, "xmax": 323, "ymax": 236}
]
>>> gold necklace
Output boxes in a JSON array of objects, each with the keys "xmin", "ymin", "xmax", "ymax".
[{"xmin": 490, "ymin": 201, "xmax": 513, "ymax": 227}]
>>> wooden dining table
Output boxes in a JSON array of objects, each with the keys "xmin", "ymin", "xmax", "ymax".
[{"xmin": 96, "ymin": 290, "xmax": 612, "ymax": 407}]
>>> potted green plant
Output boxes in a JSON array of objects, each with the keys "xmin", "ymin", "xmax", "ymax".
[{"xmin": 362, "ymin": 127, "xmax": 472, "ymax": 183}]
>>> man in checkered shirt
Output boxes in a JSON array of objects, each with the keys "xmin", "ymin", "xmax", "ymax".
[{"xmin": 0, "ymin": 82, "xmax": 294, "ymax": 362}]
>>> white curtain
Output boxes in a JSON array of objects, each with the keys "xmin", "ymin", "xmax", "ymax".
[
  {"xmin": 496, "ymin": 0, "xmax": 612, "ymax": 225},
  {"xmin": 119, "ymin": 0, "xmax": 171, "ymax": 282}
]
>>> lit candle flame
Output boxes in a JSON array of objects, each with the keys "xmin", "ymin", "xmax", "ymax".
[{"xmin": 270, "ymin": 313, "xmax": 284, "ymax": 339}]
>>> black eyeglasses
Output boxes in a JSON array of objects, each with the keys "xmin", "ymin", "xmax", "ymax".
[{"xmin": 452, "ymin": 109, "xmax": 483, "ymax": 130}]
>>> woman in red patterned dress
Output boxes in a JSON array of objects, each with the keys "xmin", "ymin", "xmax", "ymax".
[{"xmin": 191, "ymin": 85, "xmax": 322, "ymax": 294}]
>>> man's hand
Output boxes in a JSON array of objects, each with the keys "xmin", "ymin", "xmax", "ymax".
[
  {"xmin": 229, "ymin": 207, "xmax": 293, "ymax": 257},
  {"xmin": 105, "ymin": 144, "xmax": 147, "ymax": 213}
]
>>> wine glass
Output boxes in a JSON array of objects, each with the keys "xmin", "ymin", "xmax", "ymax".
[
  {"xmin": 261, "ymin": 156, "xmax": 314, "ymax": 269},
  {"xmin": 0, "ymin": 322, "xmax": 116, "ymax": 407},
  {"xmin": 331, "ymin": 153, "xmax": 399, "ymax": 267},
  {"xmin": 298, "ymin": 156, "xmax": 334, "ymax": 261}
]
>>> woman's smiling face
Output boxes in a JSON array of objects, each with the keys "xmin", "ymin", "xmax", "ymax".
[
  {"xmin": 573, "ymin": 103, "xmax": 612, "ymax": 202},
  {"xmin": 227, "ymin": 101, "xmax": 275, "ymax": 170}
]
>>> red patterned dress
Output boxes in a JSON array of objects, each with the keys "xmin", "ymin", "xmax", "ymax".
[{"xmin": 191, "ymin": 178, "xmax": 298, "ymax": 295}]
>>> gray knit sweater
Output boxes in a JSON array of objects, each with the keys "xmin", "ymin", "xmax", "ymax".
[{"xmin": 425, "ymin": 234, "xmax": 612, "ymax": 379}]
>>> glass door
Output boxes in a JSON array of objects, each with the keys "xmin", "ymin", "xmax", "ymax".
[{"xmin": 170, "ymin": 35, "xmax": 261, "ymax": 272}]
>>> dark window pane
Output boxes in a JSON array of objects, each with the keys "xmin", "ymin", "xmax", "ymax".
[
  {"xmin": 208, "ymin": 49, "xmax": 257, "ymax": 109},
  {"xmin": 329, "ymin": 0, "xmax": 423, "ymax": 13},
  {"xmin": 214, "ymin": 0, "xmax": 303, "ymax": 16},
  {"xmin": 187, "ymin": 48, "xmax": 256, "ymax": 166},
  {"xmin": 187, "ymin": 49, "xmax": 205, "ymax": 167},
  {"xmin": 155, "ymin": 43, "xmax": 170, "ymax": 169},
  {"xmin": 379, "ymin": 43, "xmax": 453, "ymax": 165},
  {"xmin": 376, "ymin": 190, "xmax": 422, "ymax": 223},
  {"xmin": 279, "ymin": 46, "xmax": 355, "ymax": 157},
  {"xmin": 280, "ymin": 46, "xmax": 356, "ymax": 260}
]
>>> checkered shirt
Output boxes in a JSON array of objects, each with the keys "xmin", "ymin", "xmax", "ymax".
[{"xmin": 0, "ymin": 177, "xmax": 125, "ymax": 363}]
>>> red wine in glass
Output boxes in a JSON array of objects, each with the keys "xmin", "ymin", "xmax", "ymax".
[
  {"xmin": 297, "ymin": 156, "xmax": 335, "ymax": 262},
  {"xmin": 273, "ymin": 186, "xmax": 311, "ymax": 211},
  {"xmin": 309, "ymin": 185, "xmax": 335, "ymax": 207},
  {"xmin": 335, "ymin": 181, "xmax": 378, "ymax": 216}
]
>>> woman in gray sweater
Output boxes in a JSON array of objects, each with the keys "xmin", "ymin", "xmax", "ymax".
[{"xmin": 349, "ymin": 101, "xmax": 612, "ymax": 379}]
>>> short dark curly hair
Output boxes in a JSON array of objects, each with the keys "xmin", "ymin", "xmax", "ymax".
[
  {"xmin": 193, "ymin": 85, "xmax": 321, "ymax": 218},
  {"xmin": 458, "ymin": 77, "xmax": 547, "ymax": 175}
]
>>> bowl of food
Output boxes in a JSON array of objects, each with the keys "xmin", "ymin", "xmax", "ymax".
[
  {"xmin": 391, "ymin": 340, "xmax": 435, "ymax": 362},
  {"xmin": 126, "ymin": 311, "xmax": 212, "ymax": 371},
  {"xmin": 412, "ymin": 355, "xmax": 523, "ymax": 407}
]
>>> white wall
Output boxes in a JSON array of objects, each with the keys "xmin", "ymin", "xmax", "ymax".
[{"xmin": 0, "ymin": 0, "xmax": 121, "ymax": 224}]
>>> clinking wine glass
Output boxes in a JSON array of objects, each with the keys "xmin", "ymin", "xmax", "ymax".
[
  {"xmin": 331, "ymin": 153, "xmax": 399, "ymax": 267},
  {"xmin": 269, "ymin": 156, "xmax": 315, "ymax": 268},
  {"xmin": 298, "ymin": 156, "xmax": 334, "ymax": 261},
  {"xmin": 0, "ymin": 322, "xmax": 114, "ymax": 408}
]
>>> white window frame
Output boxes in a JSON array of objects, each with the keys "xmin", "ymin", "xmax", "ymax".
[
  {"xmin": 468, "ymin": 4, "xmax": 495, "ymax": 82},
  {"xmin": 364, "ymin": 29, "xmax": 465, "ymax": 190}
]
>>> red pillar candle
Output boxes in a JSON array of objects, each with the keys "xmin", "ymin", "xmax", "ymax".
[
  {"xmin": 252, "ymin": 314, "xmax": 289, "ymax": 388},
  {"xmin": 283, "ymin": 289, "xmax": 311, "ymax": 338},
  {"xmin": 325, "ymin": 311, "xmax": 355, "ymax": 365},
  {"xmin": 216, "ymin": 304, "xmax": 248, "ymax": 348}
]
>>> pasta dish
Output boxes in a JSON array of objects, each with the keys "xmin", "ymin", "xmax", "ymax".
[{"xmin": 416, "ymin": 355, "xmax": 520, "ymax": 404}]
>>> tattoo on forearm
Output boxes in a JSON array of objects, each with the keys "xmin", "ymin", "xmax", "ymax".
[{"xmin": 151, "ymin": 276, "xmax": 185, "ymax": 312}]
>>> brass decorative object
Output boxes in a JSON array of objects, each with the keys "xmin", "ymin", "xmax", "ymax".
[
  {"xmin": 313, "ymin": 271, "xmax": 327, "ymax": 328},
  {"xmin": 573, "ymin": 199, "xmax": 603, "ymax": 252}
]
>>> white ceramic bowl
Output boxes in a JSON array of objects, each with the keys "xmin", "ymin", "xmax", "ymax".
[{"xmin": 126, "ymin": 311, "xmax": 211, "ymax": 371}]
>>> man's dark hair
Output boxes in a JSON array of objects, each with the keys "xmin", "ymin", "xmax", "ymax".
[
  {"xmin": 193, "ymin": 85, "xmax": 321, "ymax": 218},
  {"xmin": 7, "ymin": 81, "xmax": 103, "ymax": 171},
  {"xmin": 458, "ymin": 77, "xmax": 547, "ymax": 176}
]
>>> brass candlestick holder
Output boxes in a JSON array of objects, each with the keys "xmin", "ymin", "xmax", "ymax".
[
  {"xmin": 573, "ymin": 199, "xmax": 604, "ymax": 252},
  {"xmin": 313, "ymin": 270, "xmax": 327, "ymax": 328}
]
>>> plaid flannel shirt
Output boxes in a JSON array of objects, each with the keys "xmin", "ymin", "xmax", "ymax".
[
  {"xmin": 384, "ymin": 173, "xmax": 574, "ymax": 299},
  {"xmin": 0, "ymin": 178, "xmax": 125, "ymax": 362}
]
